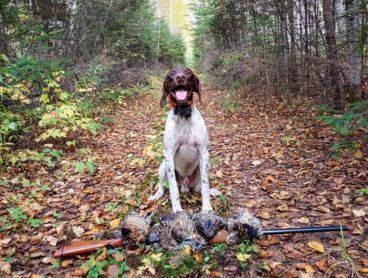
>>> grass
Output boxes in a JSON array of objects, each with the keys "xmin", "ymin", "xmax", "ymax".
[{"xmin": 324, "ymin": 226, "xmax": 363, "ymax": 278}]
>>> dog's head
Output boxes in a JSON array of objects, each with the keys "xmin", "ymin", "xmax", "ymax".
[{"xmin": 160, "ymin": 67, "xmax": 201, "ymax": 118}]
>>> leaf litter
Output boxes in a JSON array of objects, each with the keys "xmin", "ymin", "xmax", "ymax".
[{"xmin": 0, "ymin": 82, "xmax": 367, "ymax": 277}]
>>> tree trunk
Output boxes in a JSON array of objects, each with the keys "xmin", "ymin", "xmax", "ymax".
[
  {"xmin": 345, "ymin": 0, "xmax": 362, "ymax": 99},
  {"xmin": 287, "ymin": 0, "xmax": 298, "ymax": 92},
  {"xmin": 322, "ymin": 0, "xmax": 343, "ymax": 108}
]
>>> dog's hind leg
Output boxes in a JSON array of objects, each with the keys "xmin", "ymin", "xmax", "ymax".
[{"xmin": 148, "ymin": 161, "xmax": 166, "ymax": 201}]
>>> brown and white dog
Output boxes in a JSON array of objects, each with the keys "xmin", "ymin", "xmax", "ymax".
[{"xmin": 149, "ymin": 67, "xmax": 220, "ymax": 213}]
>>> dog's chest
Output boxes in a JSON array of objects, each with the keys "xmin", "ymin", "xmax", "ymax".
[{"xmin": 174, "ymin": 124, "xmax": 200, "ymax": 163}]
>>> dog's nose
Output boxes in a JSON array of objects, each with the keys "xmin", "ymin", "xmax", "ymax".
[{"xmin": 176, "ymin": 74, "xmax": 185, "ymax": 84}]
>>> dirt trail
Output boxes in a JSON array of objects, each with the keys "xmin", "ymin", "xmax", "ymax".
[{"xmin": 1, "ymin": 82, "xmax": 367, "ymax": 277}]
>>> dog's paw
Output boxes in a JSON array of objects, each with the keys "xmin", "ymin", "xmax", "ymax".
[
  {"xmin": 172, "ymin": 206, "xmax": 183, "ymax": 213},
  {"xmin": 209, "ymin": 188, "xmax": 221, "ymax": 197},
  {"xmin": 201, "ymin": 206, "xmax": 213, "ymax": 214}
]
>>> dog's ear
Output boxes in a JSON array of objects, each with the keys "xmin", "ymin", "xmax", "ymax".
[
  {"xmin": 193, "ymin": 75, "xmax": 202, "ymax": 104},
  {"xmin": 160, "ymin": 74, "xmax": 171, "ymax": 107}
]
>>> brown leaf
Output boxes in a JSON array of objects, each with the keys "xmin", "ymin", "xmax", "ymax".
[
  {"xmin": 315, "ymin": 258, "xmax": 329, "ymax": 271},
  {"xmin": 31, "ymin": 233, "xmax": 44, "ymax": 244},
  {"xmin": 95, "ymin": 248, "xmax": 107, "ymax": 263},
  {"xmin": 296, "ymin": 217, "xmax": 309, "ymax": 224},
  {"xmin": 61, "ymin": 259, "xmax": 74, "ymax": 267},
  {"xmin": 0, "ymin": 260, "xmax": 11, "ymax": 274},
  {"xmin": 107, "ymin": 264, "xmax": 120, "ymax": 278},
  {"xmin": 112, "ymin": 252, "xmax": 125, "ymax": 262},
  {"xmin": 45, "ymin": 235, "xmax": 58, "ymax": 246},
  {"xmin": 353, "ymin": 150, "xmax": 363, "ymax": 158},
  {"xmin": 316, "ymin": 219, "xmax": 333, "ymax": 225}
]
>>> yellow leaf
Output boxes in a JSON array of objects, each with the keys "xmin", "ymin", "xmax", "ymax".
[
  {"xmin": 182, "ymin": 245, "xmax": 192, "ymax": 256},
  {"xmin": 143, "ymin": 145, "xmax": 157, "ymax": 158},
  {"xmin": 109, "ymin": 218, "xmax": 121, "ymax": 229},
  {"xmin": 30, "ymin": 275, "xmax": 43, "ymax": 278},
  {"xmin": 308, "ymin": 241, "xmax": 325, "ymax": 253},
  {"xmin": 151, "ymin": 253, "xmax": 162, "ymax": 262},
  {"xmin": 193, "ymin": 252, "xmax": 202, "ymax": 263},
  {"xmin": 236, "ymin": 253, "xmax": 251, "ymax": 262},
  {"xmin": 359, "ymin": 268, "xmax": 368, "ymax": 273},
  {"xmin": 305, "ymin": 264, "xmax": 315, "ymax": 273}
]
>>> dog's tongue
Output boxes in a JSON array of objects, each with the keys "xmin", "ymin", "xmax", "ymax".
[{"xmin": 175, "ymin": 89, "xmax": 188, "ymax": 101}]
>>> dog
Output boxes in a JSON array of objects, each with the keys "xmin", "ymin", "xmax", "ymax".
[{"xmin": 149, "ymin": 67, "xmax": 220, "ymax": 213}]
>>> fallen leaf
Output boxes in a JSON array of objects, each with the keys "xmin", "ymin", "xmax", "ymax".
[
  {"xmin": 109, "ymin": 218, "xmax": 121, "ymax": 229},
  {"xmin": 193, "ymin": 251, "xmax": 202, "ymax": 263},
  {"xmin": 215, "ymin": 170, "xmax": 223, "ymax": 178},
  {"xmin": 353, "ymin": 209, "xmax": 366, "ymax": 217},
  {"xmin": 308, "ymin": 241, "xmax": 325, "ymax": 253},
  {"xmin": 236, "ymin": 253, "xmax": 251, "ymax": 262},
  {"xmin": 252, "ymin": 160, "xmax": 262, "ymax": 166},
  {"xmin": 41, "ymin": 257, "xmax": 55, "ymax": 264},
  {"xmin": 353, "ymin": 150, "xmax": 363, "ymax": 158},
  {"xmin": 0, "ymin": 260, "xmax": 11, "ymax": 274},
  {"xmin": 316, "ymin": 219, "xmax": 333, "ymax": 225},
  {"xmin": 259, "ymin": 211, "xmax": 271, "ymax": 219},
  {"xmin": 107, "ymin": 264, "xmax": 120, "ymax": 278},
  {"xmin": 61, "ymin": 260, "xmax": 74, "ymax": 267},
  {"xmin": 182, "ymin": 244, "xmax": 192, "ymax": 256},
  {"xmin": 30, "ymin": 275, "xmax": 43, "ymax": 278},
  {"xmin": 111, "ymin": 252, "xmax": 125, "ymax": 262},
  {"xmin": 296, "ymin": 217, "xmax": 309, "ymax": 224},
  {"xmin": 333, "ymin": 177, "xmax": 344, "ymax": 185},
  {"xmin": 31, "ymin": 233, "xmax": 44, "ymax": 244},
  {"xmin": 45, "ymin": 235, "xmax": 58, "ymax": 246},
  {"xmin": 305, "ymin": 264, "xmax": 315, "ymax": 273},
  {"xmin": 72, "ymin": 226, "xmax": 85, "ymax": 237},
  {"xmin": 315, "ymin": 258, "xmax": 329, "ymax": 271},
  {"xmin": 0, "ymin": 238, "xmax": 11, "ymax": 245}
]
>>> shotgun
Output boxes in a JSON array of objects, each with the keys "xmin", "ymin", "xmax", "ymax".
[
  {"xmin": 54, "ymin": 239, "xmax": 123, "ymax": 258},
  {"xmin": 54, "ymin": 225, "xmax": 348, "ymax": 258}
]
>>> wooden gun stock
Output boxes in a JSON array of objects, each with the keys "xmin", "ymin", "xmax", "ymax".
[{"xmin": 54, "ymin": 239, "xmax": 122, "ymax": 258}]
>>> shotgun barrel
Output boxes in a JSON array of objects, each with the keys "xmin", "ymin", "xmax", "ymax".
[{"xmin": 261, "ymin": 225, "xmax": 348, "ymax": 236}]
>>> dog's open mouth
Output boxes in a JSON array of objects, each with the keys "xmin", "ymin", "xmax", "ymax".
[{"xmin": 172, "ymin": 86, "xmax": 190, "ymax": 102}]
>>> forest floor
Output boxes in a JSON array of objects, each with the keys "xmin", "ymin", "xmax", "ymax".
[{"xmin": 0, "ymin": 77, "xmax": 367, "ymax": 277}]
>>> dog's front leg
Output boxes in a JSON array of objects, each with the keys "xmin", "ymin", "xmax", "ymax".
[
  {"xmin": 199, "ymin": 148, "xmax": 213, "ymax": 213},
  {"xmin": 165, "ymin": 149, "xmax": 183, "ymax": 213}
]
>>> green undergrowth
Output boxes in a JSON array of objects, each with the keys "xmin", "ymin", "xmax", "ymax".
[
  {"xmin": 317, "ymin": 101, "xmax": 368, "ymax": 154},
  {"xmin": 80, "ymin": 240, "xmax": 258, "ymax": 277},
  {"xmin": 0, "ymin": 54, "xmax": 162, "ymax": 173}
]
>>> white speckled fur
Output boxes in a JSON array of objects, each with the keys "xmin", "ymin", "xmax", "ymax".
[{"xmin": 149, "ymin": 106, "xmax": 220, "ymax": 213}]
